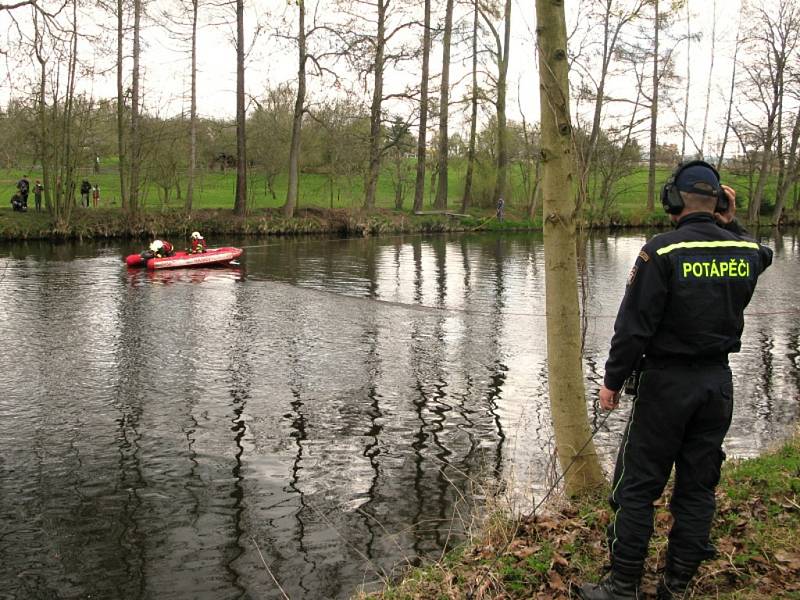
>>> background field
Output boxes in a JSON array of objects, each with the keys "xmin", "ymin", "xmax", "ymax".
[{"xmin": 0, "ymin": 161, "xmax": 790, "ymax": 221}]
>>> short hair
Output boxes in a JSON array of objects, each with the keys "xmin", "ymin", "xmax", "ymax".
[{"xmin": 679, "ymin": 190, "xmax": 716, "ymax": 212}]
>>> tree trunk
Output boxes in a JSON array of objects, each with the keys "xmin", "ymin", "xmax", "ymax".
[
  {"xmin": 186, "ymin": 0, "xmax": 198, "ymax": 210},
  {"xmin": 680, "ymin": 4, "xmax": 690, "ymax": 160},
  {"xmin": 749, "ymin": 110, "xmax": 778, "ymax": 223},
  {"xmin": 234, "ymin": 0, "xmax": 247, "ymax": 215},
  {"xmin": 129, "ymin": 0, "xmax": 142, "ymax": 212},
  {"xmin": 773, "ymin": 104, "xmax": 800, "ymax": 225},
  {"xmin": 60, "ymin": 0, "xmax": 79, "ymax": 221},
  {"xmin": 434, "ymin": 0, "xmax": 454, "ymax": 210},
  {"xmin": 716, "ymin": 16, "xmax": 740, "ymax": 171},
  {"xmin": 117, "ymin": 0, "xmax": 128, "ymax": 210},
  {"xmin": 535, "ymin": 0, "xmax": 605, "ymax": 497},
  {"xmin": 33, "ymin": 11, "xmax": 52, "ymax": 214},
  {"xmin": 461, "ymin": 0, "xmax": 478, "ymax": 214},
  {"xmin": 646, "ymin": 0, "xmax": 659, "ymax": 211},
  {"xmin": 699, "ymin": 0, "xmax": 716, "ymax": 158},
  {"xmin": 493, "ymin": 0, "xmax": 512, "ymax": 205},
  {"xmin": 284, "ymin": 0, "xmax": 306, "ymax": 218},
  {"xmin": 364, "ymin": 0, "xmax": 387, "ymax": 210},
  {"xmin": 412, "ymin": 0, "xmax": 431, "ymax": 213}
]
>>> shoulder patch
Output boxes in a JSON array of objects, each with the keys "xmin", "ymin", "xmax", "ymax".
[{"xmin": 638, "ymin": 250, "xmax": 650, "ymax": 263}]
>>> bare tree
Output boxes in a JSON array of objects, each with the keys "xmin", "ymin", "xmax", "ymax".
[
  {"xmin": 187, "ymin": 0, "xmax": 199, "ymax": 210},
  {"xmin": 478, "ymin": 0, "xmax": 512, "ymax": 206},
  {"xmin": 717, "ymin": 10, "xmax": 741, "ymax": 170},
  {"xmin": 234, "ymin": 0, "xmax": 247, "ymax": 215},
  {"xmin": 412, "ymin": 0, "xmax": 431, "ymax": 214},
  {"xmin": 284, "ymin": 0, "xmax": 306, "ymax": 218},
  {"xmin": 128, "ymin": 0, "xmax": 143, "ymax": 211},
  {"xmin": 335, "ymin": 0, "xmax": 416, "ymax": 210},
  {"xmin": 741, "ymin": 0, "xmax": 800, "ymax": 223},
  {"xmin": 646, "ymin": 0, "xmax": 660, "ymax": 211},
  {"xmin": 571, "ymin": 0, "xmax": 646, "ymax": 213},
  {"xmin": 535, "ymin": 0, "xmax": 605, "ymax": 496},
  {"xmin": 680, "ymin": 1, "xmax": 690, "ymax": 160},
  {"xmin": 433, "ymin": 0, "xmax": 454, "ymax": 210},
  {"xmin": 773, "ymin": 103, "xmax": 800, "ymax": 224},
  {"xmin": 461, "ymin": 0, "xmax": 479, "ymax": 214},
  {"xmin": 116, "ymin": 0, "xmax": 128, "ymax": 210},
  {"xmin": 699, "ymin": 0, "xmax": 717, "ymax": 158}
]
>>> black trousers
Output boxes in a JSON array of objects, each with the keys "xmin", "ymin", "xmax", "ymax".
[{"xmin": 607, "ymin": 363, "xmax": 733, "ymax": 574}]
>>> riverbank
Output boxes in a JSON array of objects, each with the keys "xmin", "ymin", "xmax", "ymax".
[
  {"xmin": 0, "ymin": 206, "xmax": 679, "ymax": 241},
  {"xmin": 357, "ymin": 431, "xmax": 800, "ymax": 599},
  {"xmin": 2, "ymin": 206, "xmax": 796, "ymax": 242}
]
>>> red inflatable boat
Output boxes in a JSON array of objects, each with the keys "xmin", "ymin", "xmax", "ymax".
[{"xmin": 125, "ymin": 247, "xmax": 243, "ymax": 269}]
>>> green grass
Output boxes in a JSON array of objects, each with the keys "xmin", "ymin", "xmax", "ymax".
[
  {"xmin": 1, "ymin": 161, "xmax": 796, "ymax": 240},
  {"xmin": 356, "ymin": 432, "xmax": 800, "ymax": 600}
]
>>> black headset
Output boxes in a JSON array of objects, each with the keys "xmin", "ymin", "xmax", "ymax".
[{"xmin": 660, "ymin": 160, "xmax": 729, "ymax": 215}]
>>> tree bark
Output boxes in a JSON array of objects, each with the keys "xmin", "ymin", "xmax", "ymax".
[
  {"xmin": 461, "ymin": 0, "xmax": 478, "ymax": 214},
  {"xmin": 284, "ymin": 0, "xmax": 306, "ymax": 218},
  {"xmin": 434, "ymin": 0, "xmax": 454, "ymax": 210},
  {"xmin": 680, "ymin": 3, "xmax": 690, "ymax": 160},
  {"xmin": 129, "ymin": 0, "xmax": 142, "ymax": 211},
  {"xmin": 493, "ymin": 0, "xmax": 512, "ymax": 205},
  {"xmin": 773, "ymin": 104, "xmax": 800, "ymax": 225},
  {"xmin": 186, "ymin": 0, "xmax": 198, "ymax": 210},
  {"xmin": 364, "ymin": 0, "xmax": 387, "ymax": 210},
  {"xmin": 716, "ymin": 14, "xmax": 740, "ymax": 171},
  {"xmin": 117, "ymin": 0, "xmax": 128, "ymax": 210},
  {"xmin": 234, "ymin": 0, "xmax": 247, "ymax": 215},
  {"xmin": 535, "ymin": 0, "xmax": 605, "ymax": 497},
  {"xmin": 33, "ymin": 10, "xmax": 51, "ymax": 213},
  {"xmin": 646, "ymin": 0, "xmax": 659, "ymax": 211},
  {"xmin": 412, "ymin": 0, "xmax": 431, "ymax": 214},
  {"xmin": 699, "ymin": 0, "xmax": 716, "ymax": 158}
]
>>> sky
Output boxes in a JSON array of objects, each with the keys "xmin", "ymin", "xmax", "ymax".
[{"xmin": 1, "ymin": 0, "xmax": 745, "ymax": 155}]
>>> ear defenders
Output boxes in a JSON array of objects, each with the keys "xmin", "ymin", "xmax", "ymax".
[{"xmin": 660, "ymin": 160, "xmax": 729, "ymax": 215}]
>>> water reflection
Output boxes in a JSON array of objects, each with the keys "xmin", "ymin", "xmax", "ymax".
[{"xmin": 0, "ymin": 230, "xmax": 797, "ymax": 599}]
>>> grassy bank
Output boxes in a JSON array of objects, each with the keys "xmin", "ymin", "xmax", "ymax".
[
  {"xmin": 2, "ymin": 163, "xmax": 795, "ymax": 219},
  {"xmin": 0, "ymin": 206, "xmax": 551, "ymax": 241},
  {"xmin": 357, "ymin": 431, "xmax": 800, "ymax": 599}
]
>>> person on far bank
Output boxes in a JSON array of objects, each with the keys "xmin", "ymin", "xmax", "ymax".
[
  {"xmin": 577, "ymin": 161, "xmax": 773, "ymax": 600},
  {"xmin": 80, "ymin": 179, "xmax": 92, "ymax": 208},
  {"xmin": 92, "ymin": 184, "xmax": 100, "ymax": 208},
  {"xmin": 496, "ymin": 195, "xmax": 505, "ymax": 221},
  {"xmin": 33, "ymin": 180, "xmax": 44, "ymax": 212},
  {"xmin": 16, "ymin": 175, "xmax": 30, "ymax": 208},
  {"xmin": 189, "ymin": 231, "xmax": 207, "ymax": 254}
]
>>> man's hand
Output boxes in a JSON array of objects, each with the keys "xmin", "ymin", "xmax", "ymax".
[
  {"xmin": 715, "ymin": 185, "xmax": 737, "ymax": 225},
  {"xmin": 599, "ymin": 385, "xmax": 621, "ymax": 410}
]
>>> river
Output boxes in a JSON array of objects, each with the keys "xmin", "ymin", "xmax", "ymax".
[{"xmin": 0, "ymin": 230, "xmax": 797, "ymax": 599}]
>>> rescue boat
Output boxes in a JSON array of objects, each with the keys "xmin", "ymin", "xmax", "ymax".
[{"xmin": 125, "ymin": 247, "xmax": 243, "ymax": 269}]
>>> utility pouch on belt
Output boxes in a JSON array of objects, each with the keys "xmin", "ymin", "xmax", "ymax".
[
  {"xmin": 623, "ymin": 370, "xmax": 640, "ymax": 396},
  {"xmin": 623, "ymin": 356, "xmax": 644, "ymax": 396}
]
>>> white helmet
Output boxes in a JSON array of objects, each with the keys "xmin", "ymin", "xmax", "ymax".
[
  {"xmin": 149, "ymin": 240, "xmax": 164, "ymax": 252},
  {"xmin": 191, "ymin": 231, "xmax": 203, "ymax": 240}
]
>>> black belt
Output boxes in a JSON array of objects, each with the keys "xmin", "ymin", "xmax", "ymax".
[{"xmin": 641, "ymin": 355, "xmax": 728, "ymax": 370}]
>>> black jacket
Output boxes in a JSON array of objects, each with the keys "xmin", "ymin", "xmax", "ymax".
[{"xmin": 604, "ymin": 213, "xmax": 773, "ymax": 391}]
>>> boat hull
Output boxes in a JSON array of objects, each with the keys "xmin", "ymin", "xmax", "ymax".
[{"xmin": 125, "ymin": 247, "xmax": 243, "ymax": 269}]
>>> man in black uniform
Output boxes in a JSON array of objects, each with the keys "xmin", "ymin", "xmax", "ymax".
[{"xmin": 578, "ymin": 161, "xmax": 773, "ymax": 600}]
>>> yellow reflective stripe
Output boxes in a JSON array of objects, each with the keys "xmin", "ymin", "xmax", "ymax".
[{"xmin": 656, "ymin": 240, "xmax": 760, "ymax": 255}]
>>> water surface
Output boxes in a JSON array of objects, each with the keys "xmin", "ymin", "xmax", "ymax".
[{"xmin": 0, "ymin": 230, "xmax": 797, "ymax": 599}]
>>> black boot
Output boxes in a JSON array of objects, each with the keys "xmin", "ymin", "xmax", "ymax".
[
  {"xmin": 578, "ymin": 571, "xmax": 639, "ymax": 600},
  {"xmin": 656, "ymin": 556, "xmax": 698, "ymax": 599}
]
